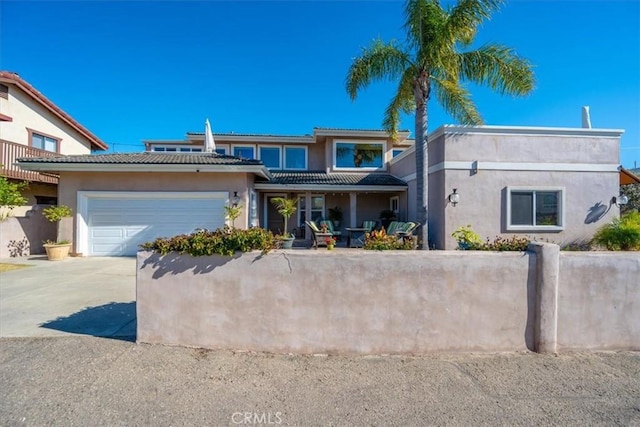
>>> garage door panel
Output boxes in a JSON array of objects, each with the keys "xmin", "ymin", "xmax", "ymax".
[
  {"xmin": 86, "ymin": 193, "xmax": 226, "ymax": 256},
  {"xmin": 91, "ymin": 228, "xmax": 124, "ymax": 238}
]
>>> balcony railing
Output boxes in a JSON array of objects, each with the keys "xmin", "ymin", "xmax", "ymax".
[{"xmin": 0, "ymin": 140, "xmax": 59, "ymax": 184}]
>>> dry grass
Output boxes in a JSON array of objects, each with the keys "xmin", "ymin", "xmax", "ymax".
[{"xmin": 0, "ymin": 263, "xmax": 31, "ymax": 273}]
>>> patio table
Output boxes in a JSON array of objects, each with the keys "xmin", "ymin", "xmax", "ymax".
[{"xmin": 345, "ymin": 227, "xmax": 367, "ymax": 248}]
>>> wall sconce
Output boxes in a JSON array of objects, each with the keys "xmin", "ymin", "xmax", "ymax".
[
  {"xmin": 232, "ymin": 191, "xmax": 240, "ymax": 207},
  {"xmin": 612, "ymin": 193, "xmax": 629, "ymax": 207},
  {"xmin": 448, "ymin": 188, "xmax": 460, "ymax": 207}
]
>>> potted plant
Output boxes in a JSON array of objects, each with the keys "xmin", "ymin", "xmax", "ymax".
[
  {"xmin": 270, "ymin": 197, "xmax": 297, "ymax": 249},
  {"xmin": 451, "ymin": 225, "xmax": 482, "ymax": 250},
  {"xmin": 42, "ymin": 205, "xmax": 73, "ymax": 260},
  {"xmin": 379, "ymin": 209, "xmax": 397, "ymax": 229},
  {"xmin": 328, "ymin": 206, "xmax": 343, "ymax": 228},
  {"xmin": 325, "ymin": 236, "xmax": 336, "ymax": 250}
]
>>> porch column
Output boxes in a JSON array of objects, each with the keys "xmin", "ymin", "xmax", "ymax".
[
  {"xmin": 349, "ymin": 192, "xmax": 357, "ymax": 227},
  {"xmin": 305, "ymin": 192, "xmax": 312, "ymax": 241}
]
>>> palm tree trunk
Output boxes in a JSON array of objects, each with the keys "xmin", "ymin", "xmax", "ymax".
[{"xmin": 414, "ymin": 76, "xmax": 429, "ymax": 249}]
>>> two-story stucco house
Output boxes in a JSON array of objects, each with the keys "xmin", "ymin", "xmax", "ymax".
[
  {"xmin": 0, "ymin": 71, "xmax": 108, "ymax": 214},
  {"xmin": 17, "ymin": 120, "xmax": 624, "ymax": 256}
]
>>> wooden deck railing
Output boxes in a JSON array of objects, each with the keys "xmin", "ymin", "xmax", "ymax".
[{"xmin": 0, "ymin": 140, "xmax": 59, "ymax": 184}]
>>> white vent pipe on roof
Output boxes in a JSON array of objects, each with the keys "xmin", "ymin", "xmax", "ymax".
[{"xmin": 582, "ymin": 106, "xmax": 592, "ymax": 129}]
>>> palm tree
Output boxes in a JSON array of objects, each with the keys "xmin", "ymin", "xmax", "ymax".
[{"xmin": 346, "ymin": 0, "xmax": 534, "ymax": 249}]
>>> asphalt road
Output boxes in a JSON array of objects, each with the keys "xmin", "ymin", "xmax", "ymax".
[{"xmin": 1, "ymin": 336, "xmax": 639, "ymax": 426}]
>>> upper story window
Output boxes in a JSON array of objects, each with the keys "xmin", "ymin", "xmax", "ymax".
[
  {"xmin": 506, "ymin": 187, "xmax": 565, "ymax": 231},
  {"xmin": 259, "ymin": 146, "xmax": 281, "ymax": 169},
  {"xmin": 334, "ymin": 141, "xmax": 384, "ymax": 169},
  {"xmin": 392, "ymin": 149, "xmax": 405, "ymax": 158},
  {"xmin": 152, "ymin": 146, "xmax": 202, "ymax": 152},
  {"xmin": 284, "ymin": 146, "xmax": 307, "ymax": 170},
  {"xmin": 233, "ymin": 145, "xmax": 255, "ymax": 159},
  {"xmin": 29, "ymin": 130, "xmax": 60, "ymax": 153}
]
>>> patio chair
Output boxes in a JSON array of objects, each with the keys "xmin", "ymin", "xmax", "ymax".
[
  {"xmin": 362, "ymin": 220, "xmax": 377, "ymax": 232},
  {"xmin": 385, "ymin": 221, "xmax": 405, "ymax": 235},
  {"xmin": 305, "ymin": 220, "xmax": 333, "ymax": 249},
  {"xmin": 319, "ymin": 220, "xmax": 342, "ymax": 241}
]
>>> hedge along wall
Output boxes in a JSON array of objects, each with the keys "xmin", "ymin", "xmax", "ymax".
[{"xmin": 136, "ymin": 244, "xmax": 639, "ymax": 354}]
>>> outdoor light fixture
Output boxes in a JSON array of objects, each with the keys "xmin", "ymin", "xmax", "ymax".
[
  {"xmin": 448, "ymin": 189, "xmax": 460, "ymax": 207},
  {"xmin": 612, "ymin": 193, "xmax": 629, "ymax": 207},
  {"xmin": 232, "ymin": 191, "xmax": 240, "ymax": 207}
]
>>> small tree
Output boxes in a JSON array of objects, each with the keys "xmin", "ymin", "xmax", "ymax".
[
  {"xmin": 42, "ymin": 205, "xmax": 73, "ymax": 244},
  {"xmin": 270, "ymin": 197, "xmax": 297, "ymax": 238},
  {"xmin": 0, "ymin": 174, "xmax": 28, "ymax": 221},
  {"xmin": 224, "ymin": 204, "xmax": 242, "ymax": 228}
]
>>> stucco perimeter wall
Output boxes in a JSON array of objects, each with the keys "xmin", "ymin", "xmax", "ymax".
[
  {"xmin": 137, "ymin": 250, "xmax": 536, "ymax": 354},
  {"xmin": 0, "ymin": 207, "xmax": 56, "ymax": 257},
  {"xmin": 557, "ymin": 253, "xmax": 640, "ymax": 351}
]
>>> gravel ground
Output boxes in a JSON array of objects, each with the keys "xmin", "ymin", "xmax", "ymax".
[{"xmin": 1, "ymin": 336, "xmax": 639, "ymax": 426}]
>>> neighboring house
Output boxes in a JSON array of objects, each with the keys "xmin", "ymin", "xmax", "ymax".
[
  {"xmin": 621, "ymin": 167, "xmax": 640, "ymax": 185},
  {"xmin": 17, "ymin": 124, "xmax": 624, "ymax": 256},
  {"xmin": 0, "ymin": 71, "xmax": 108, "ymax": 214}
]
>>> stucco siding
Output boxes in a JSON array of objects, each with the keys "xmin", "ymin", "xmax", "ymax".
[
  {"xmin": 442, "ymin": 132, "xmax": 619, "ymax": 164},
  {"xmin": 0, "ymin": 87, "xmax": 94, "ymax": 154},
  {"xmin": 58, "ymin": 171, "xmax": 250, "ymax": 252}
]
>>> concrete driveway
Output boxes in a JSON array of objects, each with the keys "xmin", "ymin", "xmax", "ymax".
[{"xmin": 0, "ymin": 256, "xmax": 136, "ymax": 339}]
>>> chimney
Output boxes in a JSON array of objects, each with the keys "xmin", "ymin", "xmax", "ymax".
[{"xmin": 582, "ymin": 106, "xmax": 592, "ymax": 129}]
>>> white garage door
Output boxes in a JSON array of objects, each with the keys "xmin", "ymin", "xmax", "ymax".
[{"xmin": 84, "ymin": 192, "xmax": 226, "ymax": 256}]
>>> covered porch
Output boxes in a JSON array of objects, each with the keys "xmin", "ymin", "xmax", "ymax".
[{"xmin": 254, "ymin": 171, "xmax": 408, "ymax": 245}]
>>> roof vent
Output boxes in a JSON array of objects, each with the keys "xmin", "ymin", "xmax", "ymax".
[{"xmin": 582, "ymin": 106, "xmax": 592, "ymax": 129}]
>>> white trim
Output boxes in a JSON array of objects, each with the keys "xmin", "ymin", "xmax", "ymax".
[
  {"xmin": 77, "ymin": 191, "xmax": 227, "ymax": 256},
  {"xmin": 283, "ymin": 145, "xmax": 308, "ymax": 170},
  {"xmin": 430, "ymin": 124, "xmax": 624, "ymax": 140},
  {"xmin": 258, "ymin": 145, "xmax": 282, "ymax": 169},
  {"xmin": 187, "ymin": 134, "xmax": 315, "ymax": 144},
  {"xmin": 314, "ymin": 128, "xmax": 411, "ymax": 140},
  {"xmin": 505, "ymin": 186, "xmax": 566, "ymax": 232},
  {"xmin": 427, "ymin": 161, "xmax": 620, "ymax": 174},
  {"xmin": 333, "ymin": 140, "xmax": 387, "ymax": 171},
  {"xmin": 151, "ymin": 145, "xmax": 204, "ymax": 152},
  {"xmin": 254, "ymin": 183, "xmax": 407, "ymax": 192}
]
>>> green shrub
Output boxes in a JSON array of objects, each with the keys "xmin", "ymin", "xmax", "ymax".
[
  {"xmin": 591, "ymin": 212, "xmax": 640, "ymax": 251},
  {"xmin": 474, "ymin": 235, "xmax": 531, "ymax": 251},
  {"xmin": 451, "ymin": 225, "xmax": 482, "ymax": 249},
  {"xmin": 140, "ymin": 226, "xmax": 277, "ymax": 256},
  {"xmin": 363, "ymin": 228, "xmax": 415, "ymax": 250}
]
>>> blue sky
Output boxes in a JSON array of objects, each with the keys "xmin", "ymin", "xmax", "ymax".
[{"xmin": 1, "ymin": 1, "xmax": 639, "ymax": 168}]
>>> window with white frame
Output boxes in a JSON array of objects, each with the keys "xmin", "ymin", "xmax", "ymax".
[
  {"xmin": 233, "ymin": 145, "xmax": 255, "ymax": 159},
  {"xmin": 284, "ymin": 146, "xmax": 307, "ymax": 170},
  {"xmin": 392, "ymin": 149, "xmax": 405, "ymax": 158},
  {"xmin": 298, "ymin": 195, "xmax": 324, "ymax": 226},
  {"xmin": 259, "ymin": 146, "xmax": 282, "ymax": 169},
  {"xmin": 30, "ymin": 131, "xmax": 59, "ymax": 153},
  {"xmin": 507, "ymin": 187, "xmax": 564, "ymax": 230},
  {"xmin": 334, "ymin": 141, "xmax": 384, "ymax": 169},
  {"xmin": 152, "ymin": 146, "xmax": 202, "ymax": 152}
]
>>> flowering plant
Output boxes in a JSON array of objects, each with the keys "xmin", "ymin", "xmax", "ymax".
[
  {"xmin": 325, "ymin": 236, "xmax": 336, "ymax": 246},
  {"xmin": 320, "ymin": 223, "xmax": 329, "ymax": 233}
]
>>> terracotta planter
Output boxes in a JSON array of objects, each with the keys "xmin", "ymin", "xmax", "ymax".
[{"xmin": 44, "ymin": 243, "xmax": 72, "ymax": 261}]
